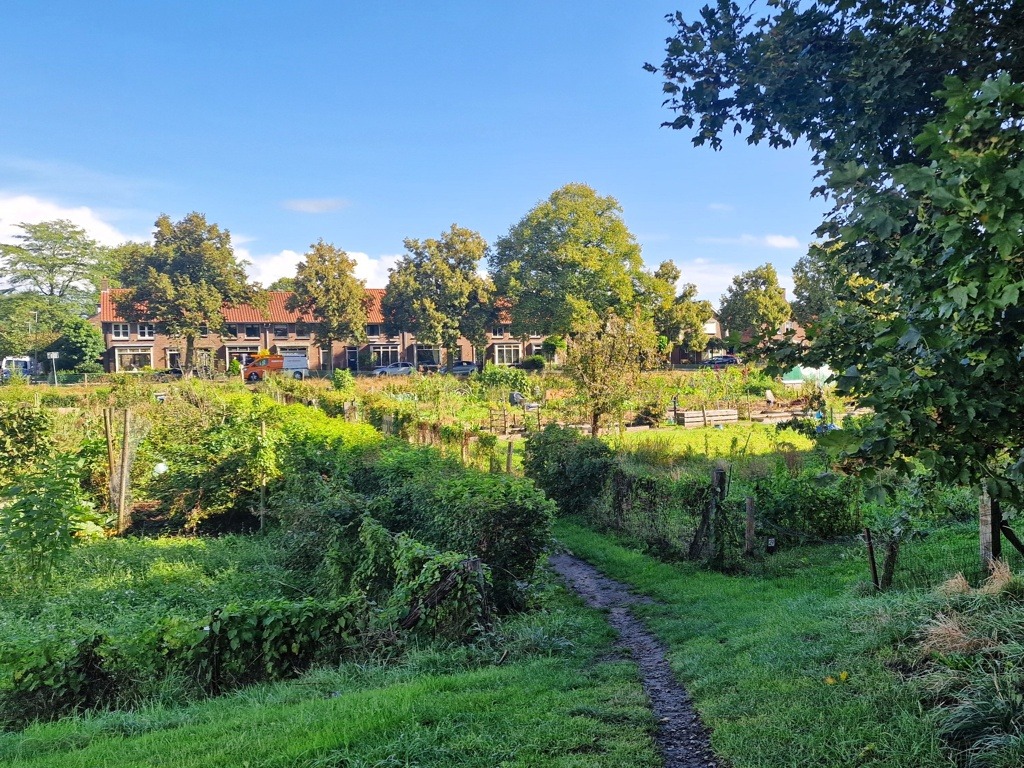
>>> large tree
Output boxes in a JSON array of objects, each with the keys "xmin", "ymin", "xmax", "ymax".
[
  {"xmin": 117, "ymin": 213, "xmax": 259, "ymax": 372},
  {"xmin": 287, "ymin": 240, "xmax": 368, "ymax": 368},
  {"xmin": 649, "ymin": 260, "xmax": 714, "ymax": 354},
  {"xmin": 0, "ymin": 293, "xmax": 70, "ymax": 360},
  {"xmin": 381, "ymin": 225, "xmax": 491, "ymax": 363},
  {"xmin": 646, "ymin": 1, "xmax": 1024, "ymax": 503},
  {"xmin": 717, "ymin": 264, "xmax": 790, "ymax": 342},
  {"xmin": 790, "ymin": 244, "xmax": 844, "ymax": 328},
  {"xmin": 0, "ymin": 220, "xmax": 109, "ymax": 312},
  {"xmin": 490, "ymin": 183, "xmax": 646, "ymax": 336}
]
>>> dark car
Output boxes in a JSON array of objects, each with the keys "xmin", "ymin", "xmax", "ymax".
[
  {"xmin": 441, "ymin": 360, "xmax": 478, "ymax": 375},
  {"xmin": 700, "ymin": 355, "xmax": 741, "ymax": 367}
]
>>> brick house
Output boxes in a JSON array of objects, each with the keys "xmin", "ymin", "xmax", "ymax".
[{"xmin": 92, "ymin": 288, "xmax": 534, "ymax": 373}]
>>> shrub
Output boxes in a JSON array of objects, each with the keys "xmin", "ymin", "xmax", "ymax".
[
  {"xmin": 753, "ymin": 467, "xmax": 862, "ymax": 541},
  {"xmin": 523, "ymin": 425, "xmax": 614, "ymax": 518},
  {"xmin": 332, "ymin": 368, "xmax": 355, "ymax": 392},
  {"xmin": 0, "ymin": 402, "xmax": 52, "ymax": 477},
  {"xmin": 0, "ymin": 454, "xmax": 104, "ymax": 585},
  {"xmin": 520, "ymin": 355, "xmax": 545, "ymax": 371},
  {"xmin": 227, "ymin": 358, "xmax": 241, "ymax": 377},
  {"xmin": 476, "ymin": 365, "xmax": 529, "ymax": 393}
]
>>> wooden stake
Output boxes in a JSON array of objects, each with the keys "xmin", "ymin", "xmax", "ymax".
[
  {"xmin": 117, "ymin": 409, "xmax": 131, "ymax": 534},
  {"xmin": 506, "ymin": 441, "xmax": 514, "ymax": 474},
  {"xmin": 259, "ymin": 419, "xmax": 267, "ymax": 531},
  {"xmin": 980, "ymin": 490, "xmax": 993, "ymax": 569},
  {"xmin": 864, "ymin": 527, "xmax": 880, "ymax": 590},
  {"xmin": 103, "ymin": 408, "xmax": 116, "ymax": 513}
]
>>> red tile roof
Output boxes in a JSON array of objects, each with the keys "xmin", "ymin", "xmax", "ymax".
[
  {"xmin": 96, "ymin": 288, "xmax": 385, "ymax": 325},
  {"xmin": 365, "ymin": 288, "xmax": 385, "ymax": 324}
]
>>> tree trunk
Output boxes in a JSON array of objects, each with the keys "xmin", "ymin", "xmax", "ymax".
[
  {"xmin": 184, "ymin": 335, "xmax": 196, "ymax": 377},
  {"xmin": 591, "ymin": 410, "xmax": 600, "ymax": 437}
]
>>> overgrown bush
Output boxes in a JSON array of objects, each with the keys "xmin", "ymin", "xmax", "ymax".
[
  {"xmin": 520, "ymin": 355, "xmax": 545, "ymax": 371},
  {"xmin": 476, "ymin": 365, "xmax": 529, "ymax": 393},
  {"xmin": 752, "ymin": 467, "xmax": 863, "ymax": 542},
  {"xmin": 523, "ymin": 425, "xmax": 614, "ymax": 518},
  {"xmin": 354, "ymin": 443, "xmax": 554, "ymax": 611},
  {"xmin": 0, "ymin": 402, "xmax": 52, "ymax": 477},
  {"xmin": 0, "ymin": 454, "xmax": 104, "ymax": 585}
]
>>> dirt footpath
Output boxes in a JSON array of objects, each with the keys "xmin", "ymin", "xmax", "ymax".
[{"xmin": 549, "ymin": 553, "xmax": 719, "ymax": 768}]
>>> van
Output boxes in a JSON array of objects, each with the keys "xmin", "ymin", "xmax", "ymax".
[{"xmin": 243, "ymin": 354, "xmax": 309, "ymax": 381}]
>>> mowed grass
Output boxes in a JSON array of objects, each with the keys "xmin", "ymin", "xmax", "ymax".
[
  {"xmin": 556, "ymin": 521, "xmax": 951, "ymax": 768},
  {"xmin": 0, "ymin": 588, "xmax": 662, "ymax": 768}
]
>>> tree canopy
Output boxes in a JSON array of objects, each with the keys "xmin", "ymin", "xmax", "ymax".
[
  {"xmin": 382, "ymin": 225, "xmax": 492, "ymax": 358},
  {"xmin": 649, "ymin": 260, "xmax": 714, "ymax": 354},
  {"xmin": 490, "ymin": 183, "xmax": 646, "ymax": 337},
  {"xmin": 287, "ymin": 240, "xmax": 368, "ymax": 356},
  {"xmin": 648, "ymin": 0, "xmax": 1024, "ymax": 499},
  {"xmin": 117, "ymin": 213, "xmax": 259, "ymax": 371},
  {"xmin": 717, "ymin": 264, "xmax": 790, "ymax": 342},
  {"xmin": 0, "ymin": 220, "xmax": 110, "ymax": 312},
  {"xmin": 564, "ymin": 310, "xmax": 662, "ymax": 437},
  {"xmin": 790, "ymin": 244, "xmax": 844, "ymax": 328}
]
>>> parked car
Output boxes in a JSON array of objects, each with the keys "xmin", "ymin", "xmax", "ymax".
[
  {"xmin": 700, "ymin": 355, "xmax": 741, "ymax": 367},
  {"xmin": 373, "ymin": 361, "xmax": 415, "ymax": 376},
  {"xmin": 440, "ymin": 360, "xmax": 478, "ymax": 375}
]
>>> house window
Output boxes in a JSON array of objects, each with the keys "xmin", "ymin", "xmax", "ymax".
[
  {"xmin": 371, "ymin": 344, "xmax": 401, "ymax": 367},
  {"xmin": 295, "ymin": 322, "xmax": 310, "ymax": 339},
  {"xmin": 138, "ymin": 323, "xmax": 155, "ymax": 339},
  {"xmin": 111, "ymin": 323, "xmax": 130, "ymax": 340},
  {"xmin": 199, "ymin": 324, "xmax": 209, "ymax": 338},
  {"xmin": 529, "ymin": 332, "xmax": 542, "ymax": 339},
  {"xmin": 494, "ymin": 344, "xmax": 521, "ymax": 366},
  {"xmin": 244, "ymin": 324, "xmax": 260, "ymax": 339},
  {"xmin": 167, "ymin": 349, "xmax": 181, "ymax": 369},
  {"xmin": 273, "ymin": 325, "xmax": 289, "ymax": 340},
  {"xmin": 366, "ymin": 324, "xmax": 381, "ymax": 338},
  {"xmin": 116, "ymin": 347, "xmax": 153, "ymax": 372},
  {"xmin": 491, "ymin": 326, "xmax": 505, "ymax": 338},
  {"xmin": 415, "ymin": 346, "xmax": 441, "ymax": 368}
]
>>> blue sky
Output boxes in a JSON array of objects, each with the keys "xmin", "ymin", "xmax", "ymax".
[{"xmin": 0, "ymin": 1, "xmax": 826, "ymax": 305}]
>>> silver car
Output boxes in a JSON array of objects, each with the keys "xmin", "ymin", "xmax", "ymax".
[
  {"xmin": 441, "ymin": 360, "xmax": 478, "ymax": 375},
  {"xmin": 373, "ymin": 361, "xmax": 414, "ymax": 376}
]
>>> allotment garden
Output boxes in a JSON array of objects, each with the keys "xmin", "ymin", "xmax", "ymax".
[{"xmin": 0, "ymin": 367, "xmax": 1021, "ymax": 768}]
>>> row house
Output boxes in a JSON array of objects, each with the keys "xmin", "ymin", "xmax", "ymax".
[{"xmin": 91, "ymin": 288, "xmax": 545, "ymax": 373}]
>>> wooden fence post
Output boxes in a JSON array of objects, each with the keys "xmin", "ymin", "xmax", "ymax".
[
  {"xmin": 744, "ymin": 497, "xmax": 756, "ymax": 557},
  {"xmin": 980, "ymin": 490, "xmax": 993, "ymax": 569},
  {"xmin": 864, "ymin": 528, "xmax": 880, "ymax": 590},
  {"xmin": 506, "ymin": 441, "xmax": 514, "ymax": 474}
]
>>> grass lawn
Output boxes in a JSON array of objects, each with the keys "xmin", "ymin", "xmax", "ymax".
[
  {"xmin": 0, "ymin": 588, "xmax": 661, "ymax": 768},
  {"xmin": 555, "ymin": 520, "xmax": 952, "ymax": 768}
]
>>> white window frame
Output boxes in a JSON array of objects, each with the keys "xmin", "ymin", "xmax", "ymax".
[
  {"xmin": 494, "ymin": 344, "xmax": 521, "ymax": 366},
  {"xmin": 371, "ymin": 344, "xmax": 401, "ymax": 367},
  {"xmin": 491, "ymin": 325, "xmax": 505, "ymax": 338},
  {"xmin": 111, "ymin": 323, "xmax": 130, "ymax": 340},
  {"xmin": 115, "ymin": 347, "xmax": 154, "ymax": 372},
  {"xmin": 138, "ymin": 323, "xmax": 155, "ymax": 340}
]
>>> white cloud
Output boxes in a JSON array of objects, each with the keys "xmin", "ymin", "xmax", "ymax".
[
  {"xmin": 352, "ymin": 252, "xmax": 401, "ymax": 288},
  {"xmin": 698, "ymin": 234, "xmax": 802, "ymax": 250},
  {"xmin": 242, "ymin": 247, "xmax": 401, "ymax": 289},
  {"xmin": 281, "ymin": 198, "xmax": 350, "ymax": 214},
  {"xmin": 0, "ymin": 194, "xmax": 140, "ymax": 246}
]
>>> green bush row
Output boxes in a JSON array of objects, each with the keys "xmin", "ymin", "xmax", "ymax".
[{"xmin": 0, "ymin": 595, "xmax": 366, "ymax": 726}]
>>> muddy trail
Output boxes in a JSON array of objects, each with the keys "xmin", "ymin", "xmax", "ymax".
[{"xmin": 549, "ymin": 553, "xmax": 719, "ymax": 768}]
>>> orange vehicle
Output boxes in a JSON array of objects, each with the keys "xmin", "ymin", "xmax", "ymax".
[{"xmin": 242, "ymin": 354, "xmax": 308, "ymax": 381}]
